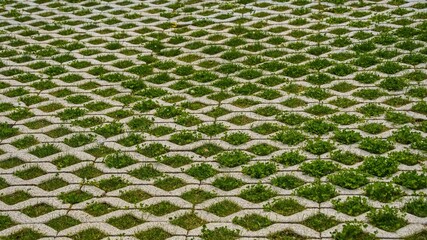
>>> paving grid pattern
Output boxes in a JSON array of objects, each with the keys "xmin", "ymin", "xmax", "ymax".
[{"xmin": 0, "ymin": 0, "xmax": 426, "ymax": 239}]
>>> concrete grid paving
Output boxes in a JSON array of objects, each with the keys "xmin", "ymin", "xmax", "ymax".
[{"xmin": 0, "ymin": 0, "xmax": 426, "ymax": 239}]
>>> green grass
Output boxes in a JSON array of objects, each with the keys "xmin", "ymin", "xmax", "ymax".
[
  {"xmin": 142, "ymin": 201, "xmax": 179, "ymax": 216},
  {"xmin": 22, "ymin": 203, "xmax": 55, "ymax": 217},
  {"xmin": 170, "ymin": 212, "xmax": 206, "ymax": 230},
  {"xmin": 264, "ymin": 198, "xmax": 305, "ymax": 216},
  {"xmin": 181, "ymin": 188, "xmax": 216, "ymax": 204},
  {"xmin": 0, "ymin": 1, "xmax": 424, "ymax": 238},
  {"xmin": 232, "ymin": 214, "xmax": 272, "ymax": 231},
  {"xmin": 135, "ymin": 228, "xmax": 171, "ymax": 240},
  {"xmin": 120, "ymin": 189, "xmax": 151, "ymax": 204},
  {"xmin": 107, "ymin": 214, "xmax": 144, "ymax": 229},
  {"xmin": 47, "ymin": 215, "xmax": 80, "ymax": 231},
  {"xmin": 303, "ymin": 213, "xmax": 339, "ymax": 232}
]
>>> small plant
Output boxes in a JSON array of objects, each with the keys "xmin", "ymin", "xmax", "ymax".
[
  {"xmin": 138, "ymin": 143, "xmax": 169, "ymax": 158},
  {"xmin": 367, "ymin": 206, "xmax": 407, "ymax": 232},
  {"xmin": 331, "ymin": 150, "xmax": 363, "ymax": 165},
  {"xmin": 388, "ymin": 150, "xmax": 423, "ymax": 166},
  {"xmin": 8, "ymin": 108, "xmax": 34, "ymax": 121},
  {"xmin": 64, "ymin": 134, "xmax": 94, "ymax": 148},
  {"xmin": 221, "ymin": 132, "xmax": 251, "ymax": 145},
  {"xmin": 38, "ymin": 178, "xmax": 67, "ymax": 192},
  {"xmin": 359, "ymin": 156, "xmax": 398, "ymax": 177},
  {"xmin": 332, "ymin": 197, "xmax": 372, "ymax": 216},
  {"xmin": 120, "ymin": 189, "xmax": 151, "ymax": 204},
  {"xmin": 365, "ymin": 182, "xmax": 404, "ymax": 203},
  {"xmin": 300, "ymin": 160, "xmax": 340, "ymax": 178},
  {"xmin": 215, "ymin": 150, "xmax": 252, "ymax": 168},
  {"xmin": 67, "ymin": 226, "xmax": 105, "ymax": 240},
  {"xmin": 205, "ymin": 200, "xmax": 241, "ymax": 217},
  {"xmin": 264, "ymin": 198, "xmax": 305, "ymax": 216},
  {"xmin": 200, "ymin": 226, "xmax": 239, "ymax": 240},
  {"xmin": 46, "ymin": 215, "xmax": 80, "ymax": 231},
  {"xmin": 239, "ymin": 184, "xmax": 277, "ymax": 203},
  {"xmin": 228, "ymin": 115, "xmax": 255, "ymax": 126},
  {"xmin": 411, "ymin": 101, "xmax": 427, "ymax": 115},
  {"xmin": 380, "ymin": 77, "xmax": 409, "ymax": 91},
  {"xmin": 359, "ymin": 123, "xmax": 388, "ymax": 134},
  {"xmin": 272, "ymin": 129, "xmax": 305, "ymax": 145},
  {"xmin": 276, "ymin": 113, "xmax": 309, "ymax": 126},
  {"xmin": 357, "ymin": 103, "xmax": 386, "ymax": 117},
  {"xmin": 0, "ymin": 190, "xmax": 32, "ymax": 205},
  {"xmin": 104, "ymin": 153, "xmax": 137, "ymax": 169},
  {"xmin": 193, "ymin": 143, "xmax": 223, "ymax": 157},
  {"xmin": 11, "ymin": 135, "xmax": 38, "ymax": 149},
  {"xmin": 303, "ymin": 87, "xmax": 331, "ymax": 100},
  {"xmin": 170, "ymin": 212, "xmax": 206, "ymax": 230},
  {"xmin": 242, "ymin": 162, "xmax": 277, "ymax": 179},
  {"xmin": 73, "ymin": 164, "xmax": 103, "ymax": 179},
  {"xmin": 232, "ymin": 214, "xmax": 272, "ymax": 231},
  {"xmin": 303, "ymin": 119, "xmax": 336, "ymax": 135},
  {"xmin": 59, "ymin": 190, "xmax": 92, "ymax": 204},
  {"xmin": 332, "ymin": 222, "xmax": 377, "ymax": 240},
  {"xmin": 72, "ymin": 117, "xmax": 104, "ymax": 128},
  {"xmin": 185, "ymin": 163, "xmax": 217, "ymax": 181},
  {"xmin": 93, "ymin": 123, "xmax": 123, "ymax": 138},
  {"xmin": 0, "ymin": 122, "xmax": 19, "ymax": 140},
  {"xmin": 155, "ymin": 176, "xmax": 186, "ymax": 191},
  {"xmin": 212, "ymin": 176, "xmax": 244, "ymax": 191},
  {"xmin": 248, "ymin": 143, "xmax": 278, "ymax": 156},
  {"xmin": 107, "ymin": 214, "xmax": 143, "ymax": 230},
  {"xmin": 353, "ymin": 89, "xmax": 387, "ymax": 100},
  {"xmin": 181, "ymin": 188, "xmax": 216, "ymax": 204},
  {"xmin": 92, "ymin": 176, "xmax": 129, "ymax": 192},
  {"xmin": 57, "ymin": 108, "xmax": 86, "ymax": 120},
  {"xmin": 267, "ymin": 230, "xmax": 306, "ymax": 240},
  {"xmin": 390, "ymin": 127, "xmax": 422, "ymax": 145},
  {"xmin": 135, "ymin": 228, "xmax": 171, "ymax": 240},
  {"xmin": 22, "ymin": 203, "xmax": 55, "ymax": 217},
  {"xmin": 359, "ymin": 137, "xmax": 394, "ymax": 154},
  {"xmin": 129, "ymin": 164, "xmax": 162, "ymax": 180},
  {"xmin": 328, "ymin": 63, "xmax": 355, "ymax": 76},
  {"xmin": 273, "ymin": 151, "xmax": 306, "ymax": 166},
  {"xmin": 169, "ymin": 131, "xmax": 201, "ymax": 145},
  {"xmin": 403, "ymin": 197, "xmax": 427, "ymax": 218},
  {"xmin": 156, "ymin": 154, "xmax": 192, "ymax": 168},
  {"xmin": 303, "ymin": 213, "xmax": 339, "ymax": 232},
  {"xmin": 330, "ymin": 113, "xmax": 360, "ymax": 125},
  {"xmin": 271, "ymin": 175, "xmax": 305, "ymax": 190},
  {"xmin": 329, "ymin": 97, "xmax": 358, "ymax": 108},
  {"xmin": 333, "ymin": 130, "xmax": 362, "ymax": 145},
  {"xmin": 1, "ymin": 229, "xmax": 44, "ymax": 240},
  {"xmin": 386, "ymin": 112, "xmax": 414, "ymax": 125},
  {"xmin": 328, "ymin": 170, "xmax": 369, "ymax": 189},
  {"xmin": 0, "ymin": 157, "xmax": 24, "ymax": 169},
  {"xmin": 148, "ymin": 126, "xmax": 174, "ymax": 137},
  {"xmin": 127, "ymin": 117, "xmax": 153, "ymax": 131},
  {"xmin": 294, "ymin": 181, "xmax": 337, "ymax": 203},
  {"xmin": 14, "ymin": 166, "xmax": 45, "ymax": 180},
  {"xmin": 304, "ymin": 139, "xmax": 335, "ymax": 155},
  {"xmin": 117, "ymin": 134, "xmax": 144, "ymax": 147},
  {"xmin": 251, "ymin": 123, "xmax": 281, "ymax": 135},
  {"xmin": 377, "ymin": 62, "xmax": 406, "ymax": 75},
  {"xmin": 198, "ymin": 123, "xmax": 228, "ymax": 136},
  {"xmin": 155, "ymin": 106, "xmax": 183, "ymax": 119},
  {"xmin": 281, "ymin": 98, "xmax": 307, "ymax": 109},
  {"xmin": 30, "ymin": 144, "xmax": 61, "ymax": 158},
  {"xmin": 355, "ymin": 72, "xmax": 380, "ymax": 84},
  {"xmin": 393, "ymin": 171, "xmax": 427, "ymax": 190}
]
